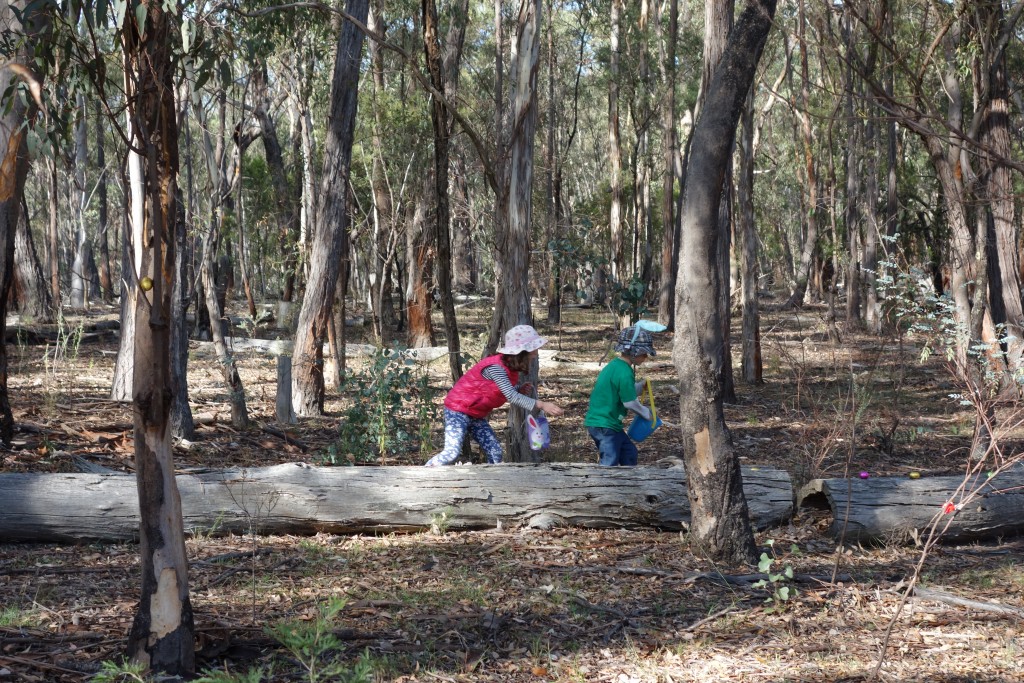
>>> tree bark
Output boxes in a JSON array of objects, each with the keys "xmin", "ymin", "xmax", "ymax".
[
  {"xmin": 0, "ymin": 462, "xmax": 794, "ymax": 542},
  {"xmin": 11, "ymin": 200, "xmax": 52, "ymax": 322},
  {"xmin": 608, "ymin": 0, "xmax": 624, "ymax": 285},
  {"xmin": 799, "ymin": 469, "xmax": 1024, "ymax": 545},
  {"xmin": 122, "ymin": 1, "xmax": 194, "ymax": 674},
  {"xmin": 70, "ymin": 93, "xmax": 92, "ymax": 310},
  {"xmin": 291, "ymin": 0, "xmax": 369, "ymax": 417},
  {"xmin": 405, "ymin": 177, "xmax": 436, "ymax": 348},
  {"xmin": 253, "ymin": 64, "xmax": 299, "ymax": 302},
  {"xmin": 423, "ymin": 0, "xmax": 469, "ymax": 382},
  {"xmin": 656, "ymin": 0, "xmax": 678, "ymax": 328},
  {"xmin": 783, "ymin": 0, "xmax": 820, "ymax": 310},
  {"xmin": 0, "ymin": 1, "xmax": 46, "ymax": 446},
  {"xmin": 673, "ymin": 0, "xmax": 776, "ymax": 567},
  {"xmin": 493, "ymin": 0, "xmax": 543, "ymax": 463},
  {"xmin": 95, "ymin": 100, "xmax": 113, "ymax": 302},
  {"xmin": 738, "ymin": 89, "xmax": 761, "ymax": 383}
]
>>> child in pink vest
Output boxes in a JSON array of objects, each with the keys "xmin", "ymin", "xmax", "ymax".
[{"xmin": 425, "ymin": 325, "xmax": 564, "ymax": 466}]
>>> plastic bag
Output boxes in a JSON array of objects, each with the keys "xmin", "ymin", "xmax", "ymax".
[{"xmin": 527, "ymin": 412, "xmax": 550, "ymax": 451}]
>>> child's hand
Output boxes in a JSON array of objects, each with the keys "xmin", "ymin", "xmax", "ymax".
[
  {"xmin": 537, "ymin": 400, "xmax": 564, "ymax": 417},
  {"xmin": 636, "ymin": 405, "xmax": 652, "ymax": 421}
]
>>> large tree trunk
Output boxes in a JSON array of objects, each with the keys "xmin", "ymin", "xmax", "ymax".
[
  {"xmin": 122, "ymin": 1, "xmax": 194, "ymax": 674},
  {"xmin": 673, "ymin": 0, "xmax": 776, "ymax": 567},
  {"xmin": 0, "ymin": 462, "xmax": 794, "ymax": 542},
  {"xmin": 0, "ymin": 1, "xmax": 46, "ymax": 446},
  {"xmin": 492, "ymin": 0, "xmax": 542, "ymax": 463},
  {"xmin": 291, "ymin": 0, "xmax": 369, "ymax": 416},
  {"xmin": 977, "ymin": 0, "xmax": 1024, "ymax": 381}
]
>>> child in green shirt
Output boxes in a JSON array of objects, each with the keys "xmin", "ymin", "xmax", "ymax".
[{"xmin": 584, "ymin": 326, "xmax": 656, "ymax": 466}]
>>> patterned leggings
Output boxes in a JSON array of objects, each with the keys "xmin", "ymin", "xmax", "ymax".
[{"xmin": 425, "ymin": 407, "xmax": 504, "ymax": 466}]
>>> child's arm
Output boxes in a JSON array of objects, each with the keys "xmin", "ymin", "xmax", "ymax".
[{"xmin": 623, "ymin": 398, "xmax": 652, "ymax": 421}]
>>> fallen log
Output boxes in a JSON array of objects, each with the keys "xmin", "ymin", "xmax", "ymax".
[
  {"xmin": 798, "ymin": 466, "xmax": 1024, "ymax": 544},
  {"xmin": 0, "ymin": 461, "xmax": 793, "ymax": 543}
]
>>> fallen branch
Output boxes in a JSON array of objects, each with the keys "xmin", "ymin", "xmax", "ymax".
[{"xmin": 910, "ymin": 586, "xmax": 1024, "ymax": 617}]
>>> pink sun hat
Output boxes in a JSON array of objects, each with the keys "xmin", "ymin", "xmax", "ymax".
[{"xmin": 497, "ymin": 324, "xmax": 548, "ymax": 354}]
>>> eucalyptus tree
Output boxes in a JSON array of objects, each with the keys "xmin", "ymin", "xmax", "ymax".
[
  {"xmin": 120, "ymin": 1, "xmax": 196, "ymax": 673},
  {"xmin": 674, "ymin": 0, "xmax": 776, "ymax": 566},
  {"xmin": 0, "ymin": 1, "xmax": 49, "ymax": 446},
  {"xmin": 655, "ymin": 0, "xmax": 679, "ymax": 328},
  {"xmin": 422, "ymin": 0, "xmax": 469, "ymax": 380},
  {"xmin": 291, "ymin": 0, "xmax": 369, "ymax": 416}
]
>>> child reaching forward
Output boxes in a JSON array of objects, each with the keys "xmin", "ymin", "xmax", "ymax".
[
  {"xmin": 584, "ymin": 326, "xmax": 656, "ymax": 466},
  {"xmin": 425, "ymin": 325, "xmax": 564, "ymax": 466}
]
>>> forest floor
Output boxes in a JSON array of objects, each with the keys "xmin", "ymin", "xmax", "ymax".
[{"xmin": 1, "ymin": 297, "xmax": 1022, "ymax": 683}]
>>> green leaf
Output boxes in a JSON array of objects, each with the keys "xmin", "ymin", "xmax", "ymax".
[
  {"xmin": 135, "ymin": 1, "xmax": 148, "ymax": 30},
  {"xmin": 757, "ymin": 553, "xmax": 772, "ymax": 573},
  {"xmin": 784, "ymin": 566, "xmax": 794, "ymax": 579},
  {"xmin": 777, "ymin": 586, "xmax": 790, "ymax": 601}
]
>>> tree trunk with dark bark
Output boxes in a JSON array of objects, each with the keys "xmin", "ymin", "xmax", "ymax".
[
  {"xmin": 0, "ymin": 1, "xmax": 46, "ymax": 446},
  {"xmin": 673, "ymin": 0, "xmax": 776, "ymax": 567},
  {"xmin": 11, "ymin": 202, "xmax": 52, "ymax": 322},
  {"xmin": 291, "ymin": 0, "xmax": 369, "ymax": 416}
]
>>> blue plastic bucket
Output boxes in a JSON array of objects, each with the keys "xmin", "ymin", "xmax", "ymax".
[{"xmin": 626, "ymin": 414, "xmax": 663, "ymax": 442}]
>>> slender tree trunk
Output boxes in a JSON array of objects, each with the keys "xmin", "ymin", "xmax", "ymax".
[
  {"xmin": 46, "ymin": 156, "xmax": 60, "ymax": 309},
  {"xmin": 292, "ymin": 0, "xmax": 369, "ymax": 417},
  {"xmin": 11, "ymin": 201, "xmax": 52, "ymax": 321},
  {"xmin": 843, "ymin": 9, "xmax": 862, "ymax": 328},
  {"xmin": 122, "ymin": 1, "xmax": 194, "ymax": 673},
  {"xmin": 783, "ymin": 0, "xmax": 819, "ymax": 310},
  {"xmin": 738, "ymin": 89, "xmax": 761, "ymax": 383},
  {"xmin": 544, "ymin": 0, "xmax": 559, "ymax": 325},
  {"xmin": 657, "ymin": 0, "xmax": 678, "ymax": 328},
  {"xmin": 70, "ymin": 93, "xmax": 92, "ymax": 309},
  {"xmin": 367, "ymin": 6, "xmax": 396, "ymax": 338},
  {"xmin": 95, "ymin": 101, "xmax": 113, "ymax": 302},
  {"xmin": 423, "ymin": 0, "xmax": 468, "ymax": 381},
  {"xmin": 170, "ymin": 189, "xmax": 194, "ymax": 441},
  {"xmin": 406, "ymin": 177, "xmax": 436, "ymax": 348},
  {"xmin": 673, "ymin": 0, "xmax": 775, "ymax": 567},
  {"xmin": 608, "ymin": 0, "xmax": 624, "ymax": 284},
  {"xmin": 253, "ymin": 64, "xmax": 299, "ymax": 302}
]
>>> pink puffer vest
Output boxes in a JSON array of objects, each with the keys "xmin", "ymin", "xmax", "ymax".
[{"xmin": 444, "ymin": 355, "xmax": 519, "ymax": 419}]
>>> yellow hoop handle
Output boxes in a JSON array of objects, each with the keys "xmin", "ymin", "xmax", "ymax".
[{"xmin": 645, "ymin": 379, "xmax": 657, "ymax": 423}]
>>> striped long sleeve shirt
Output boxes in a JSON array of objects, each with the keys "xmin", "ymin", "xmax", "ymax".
[{"xmin": 481, "ymin": 364, "xmax": 537, "ymax": 412}]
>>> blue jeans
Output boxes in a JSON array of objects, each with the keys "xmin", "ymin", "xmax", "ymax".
[{"xmin": 587, "ymin": 426, "xmax": 638, "ymax": 467}]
